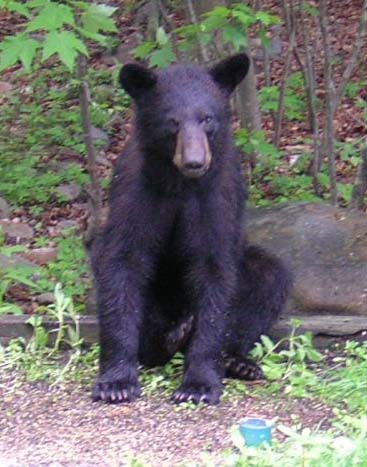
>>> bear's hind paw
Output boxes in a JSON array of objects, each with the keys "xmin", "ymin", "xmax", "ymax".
[{"xmin": 225, "ymin": 357, "xmax": 264, "ymax": 381}]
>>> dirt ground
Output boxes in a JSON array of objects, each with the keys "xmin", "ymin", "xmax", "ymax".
[{"xmin": 0, "ymin": 369, "xmax": 333, "ymax": 467}]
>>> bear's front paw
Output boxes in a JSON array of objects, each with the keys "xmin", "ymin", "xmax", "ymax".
[
  {"xmin": 171, "ymin": 382, "xmax": 222, "ymax": 405},
  {"xmin": 92, "ymin": 379, "xmax": 141, "ymax": 404}
]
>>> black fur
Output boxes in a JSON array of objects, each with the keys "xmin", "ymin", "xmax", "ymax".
[{"xmin": 91, "ymin": 54, "xmax": 291, "ymax": 405}]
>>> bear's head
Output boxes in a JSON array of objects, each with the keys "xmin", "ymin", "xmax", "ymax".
[{"xmin": 119, "ymin": 54, "xmax": 250, "ymax": 179}]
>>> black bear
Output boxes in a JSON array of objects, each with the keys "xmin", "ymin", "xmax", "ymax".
[{"xmin": 91, "ymin": 53, "xmax": 291, "ymax": 405}]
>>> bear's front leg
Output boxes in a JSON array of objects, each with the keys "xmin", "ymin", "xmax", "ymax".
[
  {"xmin": 91, "ymin": 225, "xmax": 158, "ymax": 404},
  {"xmin": 172, "ymin": 264, "xmax": 232, "ymax": 405},
  {"xmin": 92, "ymin": 257, "xmax": 146, "ymax": 403}
]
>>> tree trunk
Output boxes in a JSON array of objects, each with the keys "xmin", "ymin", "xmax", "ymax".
[
  {"xmin": 236, "ymin": 54, "xmax": 262, "ymax": 166},
  {"xmin": 349, "ymin": 143, "xmax": 367, "ymax": 210}
]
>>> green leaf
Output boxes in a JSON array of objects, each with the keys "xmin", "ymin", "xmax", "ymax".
[
  {"xmin": 302, "ymin": 2, "xmax": 319, "ymax": 17},
  {"xmin": 156, "ymin": 26, "xmax": 168, "ymax": 46},
  {"xmin": 203, "ymin": 6, "xmax": 229, "ymax": 19},
  {"xmin": 260, "ymin": 335, "xmax": 275, "ymax": 352},
  {"xmin": 26, "ymin": 3, "xmax": 75, "ymax": 32},
  {"xmin": 202, "ymin": 10, "xmax": 228, "ymax": 31},
  {"xmin": 42, "ymin": 31, "xmax": 88, "ymax": 71},
  {"xmin": 232, "ymin": 10, "xmax": 256, "ymax": 28},
  {"xmin": 222, "ymin": 25, "xmax": 248, "ymax": 51},
  {"xmin": 255, "ymin": 11, "xmax": 280, "ymax": 26},
  {"xmin": 90, "ymin": 4, "xmax": 117, "ymax": 17},
  {"xmin": 133, "ymin": 41, "xmax": 156, "ymax": 59},
  {"xmin": 20, "ymin": 38, "xmax": 40, "ymax": 72},
  {"xmin": 306, "ymin": 348, "xmax": 323, "ymax": 363},
  {"xmin": 6, "ymin": 1, "xmax": 31, "ymax": 18},
  {"xmin": 0, "ymin": 303, "xmax": 23, "ymax": 315},
  {"xmin": 81, "ymin": 4, "xmax": 117, "ymax": 34},
  {"xmin": 0, "ymin": 33, "xmax": 39, "ymax": 72},
  {"xmin": 148, "ymin": 45, "xmax": 175, "ymax": 68},
  {"xmin": 76, "ymin": 27, "xmax": 107, "ymax": 45},
  {"xmin": 0, "ymin": 34, "xmax": 24, "ymax": 71},
  {"xmin": 27, "ymin": 0, "xmax": 49, "ymax": 8}
]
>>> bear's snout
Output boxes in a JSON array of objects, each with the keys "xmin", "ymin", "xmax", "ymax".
[{"xmin": 173, "ymin": 124, "xmax": 212, "ymax": 178}]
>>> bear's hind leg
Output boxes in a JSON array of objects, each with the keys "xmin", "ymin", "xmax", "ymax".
[{"xmin": 225, "ymin": 245, "xmax": 291, "ymax": 380}]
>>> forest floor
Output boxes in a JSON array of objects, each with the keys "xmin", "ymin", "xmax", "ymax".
[{"xmin": 0, "ymin": 369, "xmax": 333, "ymax": 467}]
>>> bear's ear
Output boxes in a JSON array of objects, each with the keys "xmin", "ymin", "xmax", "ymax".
[
  {"xmin": 209, "ymin": 53, "xmax": 250, "ymax": 95},
  {"xmin": 119, "ymin": 63, "xmax": 157, "ymax": 99}
]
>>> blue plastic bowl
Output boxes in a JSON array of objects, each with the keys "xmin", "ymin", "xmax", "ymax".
[{"xmin": 239, "ymin": 417, "xmax": 272, "ymax": 447}]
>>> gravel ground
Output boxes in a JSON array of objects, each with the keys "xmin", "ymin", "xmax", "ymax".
[{"xmin": 0, "ymin": 370, "xmax": 332, "ymax": 467}]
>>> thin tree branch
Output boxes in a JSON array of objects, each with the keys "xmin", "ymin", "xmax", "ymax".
[
  {"xmin": 77, "ymin": 55, "xmax": 103, "ymax": 247},
  {"xmin": 297, "ymin": 0, "xmax": 322, "ymax": 195},
  {"xmin": 157, "ymin": 0, "xmax": 182, "ymax": 60},
  {"xmin": 273, "ymin": 0, "xmax": 296, "ymax": 147},
  {"xmin": 186, "ymin": 0, "xmax": 210, "ymax": 63}
]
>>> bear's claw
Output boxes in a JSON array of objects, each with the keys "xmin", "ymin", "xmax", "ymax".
[
  {"xmin": 171, "ymin": 383, "xmax": 221, "ymax": 405},
  {"xmin": 92, "ymin": 380, "xmax": 141, "ymax": 403}
]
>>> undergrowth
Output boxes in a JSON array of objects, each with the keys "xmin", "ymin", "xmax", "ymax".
[{"xmin": 2, "ymin": 303, "xmax": 367, "ymax": 466}]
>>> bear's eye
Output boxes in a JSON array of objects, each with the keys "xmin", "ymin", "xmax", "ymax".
[
  {"xmin": 201, "ymin": 115, "xmax": 215, "ymax": 134},
  {"xmin": 167, "ymin": 118, "xmax": 179, "ymax": 134}
]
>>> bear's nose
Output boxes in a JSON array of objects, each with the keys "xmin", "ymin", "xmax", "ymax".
[{"xmin": 183, "ymin": 161, "xmax": 204, "ymax": 170}]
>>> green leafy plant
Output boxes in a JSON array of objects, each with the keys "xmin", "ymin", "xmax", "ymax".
[
  {"xmin": 258, "ymin": 72, "xmax": 307, "ymax": 122},
  {"xmin": 140, "ymin": 352, "xmax": 184, "ymax": 396},
  {"xmin": 226, "ymin": 418, "xmax": 367, "ymax": 466},
  {"xmin": 0, "ymin": 283, "xmax": 93, "ymax": 383},
  {"xmin": 0, "ymin": 1, "xmax": 117, "ymax": 72},
  {"xmin": 250, "ymin": 320, "xmax": 323, "ymax": 398},
  {"xmin": 38, "ymin": 229, "xmax": 89, "ymax": 300},
  {"xmin": 235, "ymin": 129, "xmax": 282, "ymax": 168},
  {"xmin": 0, "ymin": 265, "xmax": 41, "ymax": 315},
  {"xmin": 317, "ymin": 340, "xmax": 367, "ymax": 416},
  {"xmin": 335, "ymin": 140, "xmax": 363, "ymax": 168},
  {"xmin": 133, "ymin": 3, "xmax": 280, "ymax": 67},
  {"xmin": 134, "ymin": 26, "xmax": 176, "ymax": 68},
  {"xmin": 178, "ymin": 3, "xmax": 280, "ymax": 52}
]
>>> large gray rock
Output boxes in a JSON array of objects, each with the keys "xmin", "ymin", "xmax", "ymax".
[{"xmin": 246, "ymin": 203, "xmax": 367, "ymax": 316}]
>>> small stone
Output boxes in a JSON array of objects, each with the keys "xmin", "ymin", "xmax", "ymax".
[
  {"xmin": 0, "ymin": 197, "xmax": 10, "ymax": 219},
  {"xmin": 22, "ymin": 247, "xmax": 57, "ymax": 266},
  {"xmin": 58, "ymin": 219, "xmax": 77, "ymax": 230},
  {"xmin": 0, "ymin": 254, "xmax": 38, "ymax": 271},
  {"xmin": 0, "ymin": 220, "xmax": 34, "ymax": 240},
  {"xmin": 0, "ymin": 81, "xmax": 13, "ymax": 96},
  {"xmin": 56, "ymin": 183, "xmax": 81, "ymax": 202},
  {"xmin": 36, "ymin": 292, "xmax": 55, "ymax": 305},
  {"xmin": 90, "ymin": 126, "xmax": 109, "ymax": 149}
]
